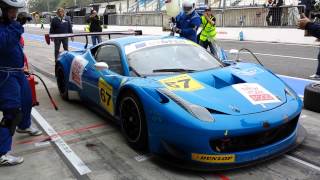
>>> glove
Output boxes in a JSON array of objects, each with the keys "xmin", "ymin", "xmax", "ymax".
[
  {"xmin": 170, "ymin": 17, "xmax": 176, "ymax": 23},
  {"xmin": 17, "ymin": 12, "xmax": 32, "ymax": 26},
  {"xmin": 175, "ymin": 28, "xmax": 181, "ymax": 34}
]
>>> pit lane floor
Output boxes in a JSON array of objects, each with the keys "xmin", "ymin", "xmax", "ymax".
[{"xmin": 0, "ymin": 27, "xmax": 319, "ymax": 180}]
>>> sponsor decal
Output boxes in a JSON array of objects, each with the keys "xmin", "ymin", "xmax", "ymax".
[
  {"xmin": 98, "ymin": 78, "xmax": 114, "ymax": 115},
  {"xmin": 159, "ymin": 74, "xmax": 204, "ymax": 91},
  {"xmin": 191, "ymin": 153, "xmax": 235, "ymax": 163},
  {"xmin": 69, "ymin": 56, "xmax": 88, "ymax": 89},
  {"xmin": 232, "ymin": 67, "xmax": 264, "ymax": 76},
  {"xmin": 125, "ymin": 39, "xmax": 198, "ymax": 54},
  {"xmin": 233, "ymin": 83, "xmax": 281, "ymax": 105}
]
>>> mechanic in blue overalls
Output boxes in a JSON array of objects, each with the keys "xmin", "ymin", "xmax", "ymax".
[
  {"xmin": 0, "ymin": 0, "xmax": 41, "ymax": 166},
  {"xmin": 174, "ymin": 0, "xmax": 201, "ymax": 43}
]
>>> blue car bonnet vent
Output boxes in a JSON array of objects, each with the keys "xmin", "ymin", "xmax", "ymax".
[{"xmin": 212, "ymin": 74, "xmax": 246, "ymax": 89}]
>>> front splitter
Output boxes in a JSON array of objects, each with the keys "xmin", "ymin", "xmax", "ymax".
[{"xmin": 153, "ymin": 124, "xmax": 307, "ymax": 171}]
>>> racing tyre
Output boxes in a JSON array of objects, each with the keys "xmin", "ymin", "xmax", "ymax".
[
  {"xmin": 304, "ymin": 82, "xmax": 320, "ymax": 113},
  {"xmin": 120, "ymin": 91, "xmax": 148, "ymax": 151},
  {"xmin": 55, "ymin": 65, "xmax": 69, "ymax": 100}
]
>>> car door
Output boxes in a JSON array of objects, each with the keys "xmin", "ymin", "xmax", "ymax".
[{"xmin": 82, "ymin": 43, "xmax": 124, "ymax": 116}]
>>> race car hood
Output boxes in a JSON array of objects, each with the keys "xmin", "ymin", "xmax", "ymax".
[{"xmin": 151, "ymin": 63, "xmax": 289, "ymax": 115}]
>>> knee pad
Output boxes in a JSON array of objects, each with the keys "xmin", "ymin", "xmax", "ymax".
[{"xmin": 0, "ymin": 108, "xmax": 23, "ymax": 136}]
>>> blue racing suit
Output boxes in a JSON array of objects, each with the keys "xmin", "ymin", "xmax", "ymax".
[
  {"xmin": 0, "ymin": 20, "xmax": 25, "ymax": 155},
  {"xmin": 176, "ymin": 11, "xmax": 201, "ymax": 43}
]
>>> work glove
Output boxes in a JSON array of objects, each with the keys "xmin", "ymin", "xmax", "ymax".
[
  {"xmin": 17, "ymin": 12, "xmax": 32, "ymax": 26},
  {"xmin": 175, "ymin": 28, "xmax": 181, "ymax": 34}
]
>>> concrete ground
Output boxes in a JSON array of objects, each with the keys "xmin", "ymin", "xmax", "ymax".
[{"xmin": 0, "ymin": 26, "xmax": 319, "ymax": 180}]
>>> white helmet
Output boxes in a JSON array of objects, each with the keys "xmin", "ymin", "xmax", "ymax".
[
  {"xmin": 315, "ymin": 0, "xmax": 320, "ymax": 11},
  {"xmin": 0, "ymin": 0, "xmax": 26, "ymax": 9},
  {"xmin": 182, "ymin": 0, "xmax": 195, "ymax": 15}
]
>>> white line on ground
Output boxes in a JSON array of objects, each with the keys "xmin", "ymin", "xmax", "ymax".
[
  {"xmin": 285, "ymin": 155, "xmax": 320, "ymax": 172},
  {"xmin": 277, "ymin": 74, "xmax": 319, "ymax": 83},
  {"xmin": 31, "ymin": 108, "xmax": 92, "ymax": 177},
  {"xmin": 233, "ymin": 51, "xmax": 317, "ymax": 61},
  {"xmin": 219, "ymin": 39, "xmax": 319, "ymax": 48},
  {"xmin": 34, "ymin": 141, "xmax": 51, "ymax": 147},
  {"xmin": 252, "ymin": 52, "xmax": 317, "ymax": 61},
  {"xmin": 300, "ymin": 114, "xmax": 308, "ymax": 119},
  {"xmin": 134, "ymin": 153, "xmax": 153, "ymax": 162}
]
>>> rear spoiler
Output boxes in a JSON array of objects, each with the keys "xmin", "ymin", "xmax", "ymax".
[{"xmin": 45, "ymin": 30, "xmax": 143, "ymax": 49}]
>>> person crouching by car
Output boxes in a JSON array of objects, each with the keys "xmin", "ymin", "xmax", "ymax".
[
  {"xmin": 49, "ymin": 8, "xmax": 73, "ymax": 62},
  {"xmin": 199, "ymin": 6, "xmax": 217, "ymax": 56},
  {"xmin": 87, "ymin": 10, "xmax": 102, "ymax": 46}
]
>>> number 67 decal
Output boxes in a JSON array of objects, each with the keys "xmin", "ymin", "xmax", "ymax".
[
  {"xmin": 159, "ymin": 74, "xmax": 204, "ymax": 91},
  {"xmin": 98, "ymin": 78, "xmax": 114, "ymax": 115}
]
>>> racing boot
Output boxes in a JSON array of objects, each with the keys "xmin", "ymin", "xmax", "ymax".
[
  {"xmin": 16, "ymin": 126, "xmax": 42, "ymax": 136},
  {"xmin": 0, "ymin": 154, "xmax": 24, "ymax": 166}
]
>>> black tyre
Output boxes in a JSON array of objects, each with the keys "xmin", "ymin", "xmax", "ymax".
[
  {"xmin": 304, "ymin": 82, "xmax": 320, "ymax": 113},
  {"xmin": 55, "ymin": 65, "xmax": 69, "ymax": 100},
  {"xmin": 119, "ymin": 91, "xmax": 148, "ymax": 150}
]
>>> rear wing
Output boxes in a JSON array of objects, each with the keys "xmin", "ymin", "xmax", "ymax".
[{"xmin": 45, "ymin": 30, "xmax": 143, "ymax": 49}]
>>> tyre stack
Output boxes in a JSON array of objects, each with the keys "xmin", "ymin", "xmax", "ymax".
[{"xmin": 304, "ymin": 82, "xmax": 320, "ymax": 113}]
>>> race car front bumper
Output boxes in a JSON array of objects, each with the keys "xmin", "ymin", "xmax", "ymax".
[{"xmin": 155, "ymin": 124, "xmax": 306, "ymax": 171}]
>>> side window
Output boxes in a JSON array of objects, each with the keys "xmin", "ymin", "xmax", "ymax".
[{"xmin": 95, "ymin": 45, "xmax": 123, "ymax": 74}]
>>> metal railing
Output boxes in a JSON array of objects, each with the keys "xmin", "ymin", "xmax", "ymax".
[
  {"xmin": 107, "ymin": 5, "xmax": 305, "ymax": 29},
  {"xmin": 219, "ymin": 5, "xmax": 305, "ymax": 27},
  {"xmin": 108, "ymin": 12, "xmax": 168, "ymax": 26},
  {"xmin": 40, "ymin": 5, "xmax": 305, "ymax": 29}
]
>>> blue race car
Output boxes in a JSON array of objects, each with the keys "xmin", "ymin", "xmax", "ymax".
[{"xmin": 53, "ymin": 34, "xmax": 305, "ymax": 170}]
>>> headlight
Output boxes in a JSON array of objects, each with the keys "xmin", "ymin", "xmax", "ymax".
[
  {"xmin": 285, "ymin": 87, "xmax": 298, "ymax": 100},
  {"xmin": 157, "ymin": 88, "xmax": 214, "ymax": 122}
]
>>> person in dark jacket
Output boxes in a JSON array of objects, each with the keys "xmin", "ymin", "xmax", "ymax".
[
  {"xmin": 266, "ymin": 0, "xmax": 283, "ymax": 26},
  {"xmin": 298, "ymin": 13, "xmax": 320, "ymax": 79},
  {"xmin": 87, "ymin": 10, "xmax": 102, "ymax": 46},
  {"xmin": 174, "ymin": 0, "xmax": 201, "ymax": 43},
  {"xmin": 49, "ymin": 8, "xmax": 73, "ymax": 62},
  {"xmin": 298, "ymin": 0, "xmax": 312, "ymax": 18}
]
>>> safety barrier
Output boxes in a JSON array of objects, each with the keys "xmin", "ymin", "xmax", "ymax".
[
  {"xmin": 39, "ymin": 5, "xmax": 305, "ymax": 29},
  {"xmin": 106, "ymin": 5, "xmax": 305, "ymax": 29},
  {"xmin": 72, "ymin": 16, "xmax": 87, "ymax": 25},
  {"xmin": 108, "ymin": 12, "xmax": 168, "ymax": 26},
  {"xmin": 220, "ymin": 5, "xmax": 305, "ymax": 27}
]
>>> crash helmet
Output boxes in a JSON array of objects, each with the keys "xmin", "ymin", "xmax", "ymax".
[
  {"xmin": 204, "ymin": 5, "xmax": 211, "ymax": 12},
  {"xmin": 0, "ymin": 0, "xmax": 26, "ymax": 9},
  {"xmin": 315, "ymin": 0, "xmax": 320, "ymax": 11},
  {"xmin": 182, "ymin": 0, "xmax": 195, "ymax": 15}
]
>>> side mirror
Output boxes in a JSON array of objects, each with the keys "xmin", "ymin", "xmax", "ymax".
[
  {"xmin": 94, "ymin": 62, "xmax": 109, "ymax": 71},
  {"xmin": 229, "ymin": 49, "xmax": 240, "ymax": 61},
  {"xmin": 229, "ymin": 49, "xmax": 239, "ymax": 55}
]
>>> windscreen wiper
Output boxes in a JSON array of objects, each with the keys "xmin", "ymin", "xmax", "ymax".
[{"xmin": 152, "ymin": 68, "xmax": 196, "ymax": 73}]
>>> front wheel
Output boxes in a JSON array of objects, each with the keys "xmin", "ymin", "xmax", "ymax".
[
  {"xmin": 119, "ymin": 91, "xmax": 148, "ymax": 151},
  {"xmin": 55, "ymin": 64, "xmax": 69, "ymax": 100}
]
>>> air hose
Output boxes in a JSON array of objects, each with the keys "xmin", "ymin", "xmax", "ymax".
[
  {"xmin": 26, "ymin": 72, "xmax": 59, "ymax": 111},
  {"xmin": 238, "ymin": 48, "xmax": 264, "ymax": 66}
]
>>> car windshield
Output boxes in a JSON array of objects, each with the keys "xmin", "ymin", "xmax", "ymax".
[{"xmin": 127, "ymin": 44, "xmax": 222, "ymax": 76}]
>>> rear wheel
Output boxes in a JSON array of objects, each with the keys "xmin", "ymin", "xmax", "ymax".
[
  {"xmin": 55, "ymin": 65, "xmax": 69, "ymax": 100},
  {"xmin": 119, "ymin": 91, "xmax": 148, "ymax": 151}
]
